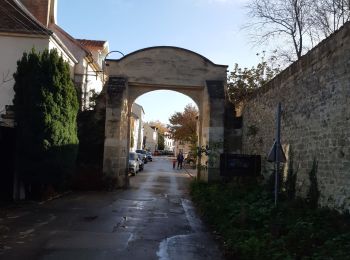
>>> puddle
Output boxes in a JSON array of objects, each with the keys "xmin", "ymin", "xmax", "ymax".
[
  {"xmin": 169, "ymin": 209, "xmax": 184, "ymax": 214},
  {"xmin": 157, "ymin": 237, "xmax": 170, "ymax": 260},
  {"xmin": 157, "ymin": 233, "xmax": 222, "ymax": 260},
  {"xmin": 150, "ymin": 212, "xmax": 168, "ymax": 219},
  {"xmin": 7, "ymin": 215, "xmax": 20, "ymax": 219},
  {"xmin": 118, "ymin": 198, "xmax": 156, "ymax": 202},
  {"xmin": 157, "ymin": 234, "xmax": 200, "ymax": 260},
  {"xmin": 17, "ymin": 214, "xmax": 56, "ymax": 239},
  {"xmin": 112, "ymin": 216, "xmax": 129, "ymax": 232},
  {"xmin": 181, "ymin": 199, "xmax": 203, "ymax": 232},
  {"xmin": 19, "ymin": 229, "xmax": 34, "ymax": 236},
  {"xmin": 83, "ymin": 215, "xmax": 98, "ymax": 221},
  {"xmin": 156, "ymin": 199, "xmax": 222, "ymax": 259}
]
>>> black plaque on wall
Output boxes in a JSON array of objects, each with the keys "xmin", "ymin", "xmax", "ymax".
[
  {"xmin": 220, "ymin": 154, "xmax": 261, "ymax": 177},
  {"xmin": 107, "ymin": 77, "xmax": 126, "ymax": 96}
]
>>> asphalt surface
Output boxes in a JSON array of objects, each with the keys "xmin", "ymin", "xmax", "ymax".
[{"xmin": 0, "ymin": 157, "xmax": 223, "ymax": 260}]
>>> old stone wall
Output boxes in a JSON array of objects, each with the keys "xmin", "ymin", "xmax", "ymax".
[
  {"xmin": 103, "ymin": 77, "xmax": 129, "ymax": 189},
  {"xmin": 240, "ymin": 23, "xmax": 350, "ymax": 212}
]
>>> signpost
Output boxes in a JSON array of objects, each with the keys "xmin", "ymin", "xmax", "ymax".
[{"xmin": 267, "ymin": 102, "xmax": 286, "ymax": 206}]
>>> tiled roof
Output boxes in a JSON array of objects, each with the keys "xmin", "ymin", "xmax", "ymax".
[
  {"xmin": 49, "ymin": 24, "xmax": 91, "ymax": 58},
  {"xmin": 0, "ymin": 0, "xmax": 51, "ymax": 35},
  {"xmin": 77, "ymin": 39, "xmax": 107, "ymax": 49},
  {"xmin": 49, "ymin": 25, "xmax": 103, "ymax": 71}
]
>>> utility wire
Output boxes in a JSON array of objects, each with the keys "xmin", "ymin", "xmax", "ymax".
[
  {"xmin": 4, "ymin": 0, "xmax": 52, "ymax": 37},
  {"xmin": 5, "ymin": 0, "xmax": 51, "ymax": 35},
  {"xmin": 0, "ymin": 5, "xmax": 34, "ymax": 34}
]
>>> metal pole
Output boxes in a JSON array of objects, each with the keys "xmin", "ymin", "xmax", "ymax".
[
  {"xmin": 274, "ymin": 102, "xmax": 281, "ymax": 206},
  {"xmin": 102, "ymin": 50, "xmax": 125, "ymax": 83}
]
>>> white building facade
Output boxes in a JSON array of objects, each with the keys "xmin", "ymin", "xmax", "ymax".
[
  {"xmin": 143, "ymin": 123, "xmax": 158, "ymax": 153},
  {"xmin": 174, "ymin": 140, "xmax": 192, "ymax": 157},
  {"xmin": 164, "ymin": 132, "xmax": 175, "ymax": 152},
  {"xmin": 0, "ymin": 0, "xmax": 108, "ymax": 200},
  {"xmin": 0, "ymin": 0, "xmax": 108, "ymax": 127},
  {"xmin": 130, "ymin": 103, "xmax": 145, "ymax": 151}
]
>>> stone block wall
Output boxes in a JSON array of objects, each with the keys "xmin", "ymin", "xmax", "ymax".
[
  {"xmin": 103, "ymin": 77, "xmax": 129, "ymax": 189},
  {"xmin": 240, "ymin": 22, "xmax": 350, "ymax": 212}
]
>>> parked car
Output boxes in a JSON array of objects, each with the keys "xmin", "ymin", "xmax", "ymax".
[
  {"xmin": 129, "ymin": 152, "xmax": 140, "ymax": 175},
  {"xmin": 135, "ymin": 149, "xmax": 148, "ymax": 164},
  {"xmin": 137, "ymin": 153, "xmax": 144, "ymax": 171},
  {"xmin": 146, "ymin": 151, "xmax": 153, "ymax": 162},
  {"xmin": 166, "ymin": 150, "xmax": 174, "ymax": 156},
  {"xmin": 185, "ymin": 152, "xmax": 196, "ymax": 165}
]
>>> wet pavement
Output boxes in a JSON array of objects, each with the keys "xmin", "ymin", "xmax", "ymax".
[{"xmin": 0, "ymin": 157, "xmax": 223, "ymax": 260}]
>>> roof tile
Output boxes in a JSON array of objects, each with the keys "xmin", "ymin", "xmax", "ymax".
[
  {"xmin": 0, "ymin": 0, "xmax": 51, "ymax": 35},
  {"xmin": 77, "ymin": 39, "xmax": 107, "ymax": 49}
]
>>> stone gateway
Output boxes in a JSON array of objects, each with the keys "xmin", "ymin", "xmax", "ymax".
[{"xmin": 101, "ymin": 46, "xmax": 228, "ymax": 188}]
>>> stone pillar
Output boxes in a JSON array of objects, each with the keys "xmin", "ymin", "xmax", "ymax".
[
  {"xmin": 224, "ymin": 101, "xmax": 242, "ymax": 153},
  {"xmin": 103, "ymin": 77, "xmax": 129, "ymax": 189},
  {"xmin": 196, "ymin": 102, "xmax": 204, "ymax": 179},
  {"xmin": 206, "ymin": 80, "xmax": 226, "ymax": 181}
]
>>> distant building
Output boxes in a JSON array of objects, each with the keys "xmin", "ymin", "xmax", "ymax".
[
  {"xmin": 130, "ymin": 103, "xmax": 144, "ymax": 151},
  {"xmin": 174, "ymin": 140, "xmax": 192, "ymax": 157},
  {"xmin": 143, "ymin": 123, "xmax": 158, "ymax": 153},
  {"xmin": 164, "ymin": 132, "xmax": 175, "ymax": 152},
  {"xmin": 0, "ymin": 0, "xmax": 109, "ymax": 128}
]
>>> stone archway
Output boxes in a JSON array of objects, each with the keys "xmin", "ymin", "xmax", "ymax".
[{"xmin": 102, "ymin": 46, "xmax": 227, "ymax": 188}]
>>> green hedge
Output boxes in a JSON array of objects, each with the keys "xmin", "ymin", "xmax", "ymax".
[
  {"xmin": 13, "ymin": 49, "xmax": 79, "ymax": 196},
  {"xmin": 190, "ymin": 181, "xmax": 350, "ymax": 260}
]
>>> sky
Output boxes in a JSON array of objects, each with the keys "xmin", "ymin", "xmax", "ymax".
[{"xmin": 58, "ymin": 0, "xmax": 263, "ymax": 124}]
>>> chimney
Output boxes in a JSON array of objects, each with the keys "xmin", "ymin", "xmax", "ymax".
[
  {"xmin": 49, "ymin": 0, "xmax": 57, "ymax": 24},
  {"xmin": 20, "ymin": 0, "xmax": 57, "ymax": 27}
]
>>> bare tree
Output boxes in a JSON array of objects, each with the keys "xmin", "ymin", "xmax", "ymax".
[
  {"xmin": 312, "ymin": 0, "xmax": 350, "ymax": 37},
  {"xmin": 1, "ymin": 70, "xmax": 13, "ymax": 86},
  {"xmin": 245, "ymin": 0, "xmax": 350, "ymax": 63},
  {"xmin": 246, "ymin": 0, "xmax": 313, "ymax": 61}
]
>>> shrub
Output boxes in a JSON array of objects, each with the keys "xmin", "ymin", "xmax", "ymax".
[
  {"xmin": 190, "ymin": 180, "xmax": 350, "ymax": 259},
  {"xmin": 13, "ymin": 49, "xmax": 79, "ymax": 197},
  {"xmin": 307, "ymin": 159, "xmax": 320, "ymax": 208}
]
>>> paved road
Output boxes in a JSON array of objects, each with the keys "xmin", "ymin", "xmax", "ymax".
[{"xmin": 0, "ymin": 157, "xmax": 223, "ymax": 260}]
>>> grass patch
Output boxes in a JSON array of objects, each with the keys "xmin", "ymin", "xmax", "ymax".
[{"xmin": 190, "ymin": 180, "xmax": 350, "ymax": 260}]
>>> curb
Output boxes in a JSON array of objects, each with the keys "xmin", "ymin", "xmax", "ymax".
[{"xmin": 38, "ymin": 190, "xmax": 72, "ymax": 205}]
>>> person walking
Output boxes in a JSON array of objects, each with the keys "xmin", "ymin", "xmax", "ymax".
[{"xmin": 177, "ymin": 152, "xmax": 184, "ymax": 169}]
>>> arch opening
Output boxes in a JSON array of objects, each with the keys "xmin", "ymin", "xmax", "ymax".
[
  {"xmin": 102, "ymin": 47, "xmax": 228, "ymax": 188},
  {"xmin": 130, "ymin": 90, "xmax": 200, "ymax": 158}
]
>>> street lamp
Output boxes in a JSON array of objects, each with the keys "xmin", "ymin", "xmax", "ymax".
[{"xmin": 103, "ymin": 50, "xmax": 125, "ymax": 82}]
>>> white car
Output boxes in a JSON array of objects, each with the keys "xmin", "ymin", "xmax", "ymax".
[
  {"xmin": 135, "ymin": 149, "xmax": 148, "ymax": 164},
  {"xmin": 129, "ymin": 152, "xmax": 140, "ymax": 175},
  {"xmin": 137, "ymin": 153, "xmax": 144, "ymax": 171}
]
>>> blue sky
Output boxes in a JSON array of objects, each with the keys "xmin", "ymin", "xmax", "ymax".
[{"xmin": 58, "ymin": 0, "xmax": 262, "ymax": 124}]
